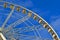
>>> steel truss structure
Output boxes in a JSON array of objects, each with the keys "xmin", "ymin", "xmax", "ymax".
[{"xmin": 0, "ymin": 0, "xmax": 60, "ymax": 40}]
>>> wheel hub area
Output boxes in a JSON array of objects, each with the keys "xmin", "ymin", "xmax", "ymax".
[
  {"xmin": 0, "ymin": 32, "xmax": 6, "ymax": 40},
  {"xmin": 0, "ymin": 27, "xmax": 6, "ymax": 40}
]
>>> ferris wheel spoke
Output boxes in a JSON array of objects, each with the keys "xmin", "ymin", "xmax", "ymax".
[
  {"xmin": 5, "ymin": 15, "xmax": 30, "ymax": 33},
  {"xmin": 10, "ymin": 26, "xmax": 38, "ymax": 33},
  {"xmin": 16, "ymin": 15, "xmax": 40, "ymax": 38},
  {"xmin": 1, "ymin": 7, "xmax": 15, "ymax": 28},
  {"xmin": 8, "ymin": 15, "xmax": 29, "ymax": 27},
  {"xmin": 13, "ymin": 34, "xmax": 37, "ymax": 40},
  {"xmin": 14, "ymin": 25, "xmax": 42, "ymax": 33},
  {"xmin": 13, "ymin": 14, "xmax": 41, "ymax": 39},
  {"xmin": 22, "ymin": 23, "xmax": 38, "ymax": 38},
  {"xmin": 6, "ymin": 32, "xmax": 31, "ymax": 37},
  {"xmin": 4, "ymin": 25, "xmax": 44, "ymax": 37},
  {"xmin": 6, "ymin": 32, "xmax": 37, "ymax": 40},
  {"xmin": 4, "ymin": 25, "xmax": 35, "ymax": 34},
  {"xmin": 27, "ymin": 20, "xmax": 42, "ymax": 38},
  {"xmin": 4, "ymin": 15, "xmax": 41, "ymax": 40},
  {"xmin": 6, "ymin": 32, "xmax": 51, "ymax": 40}
]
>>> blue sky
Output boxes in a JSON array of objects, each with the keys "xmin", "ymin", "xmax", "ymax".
[{"xmin": 1, "ymin": 0, "xmax": 60, "ymax": 39}]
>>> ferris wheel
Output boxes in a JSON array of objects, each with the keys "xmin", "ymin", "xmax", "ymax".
[{"xmin": 0, "ymin": 0, "xmax": 60, "ymax": 40}]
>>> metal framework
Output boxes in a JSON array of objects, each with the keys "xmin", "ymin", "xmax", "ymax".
[{"xmin": 0, "ymin": 0, "xmax": 60, "ymax": 40}]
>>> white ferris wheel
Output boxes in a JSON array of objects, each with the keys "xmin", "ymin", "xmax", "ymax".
[{"xmin": 0, "ymin": 0, "xmax": 60, "ymax": 40}]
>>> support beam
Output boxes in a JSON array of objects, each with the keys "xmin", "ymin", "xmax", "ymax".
[
  {"xmin": 27, "ymin": 21, "xmax": 41, "ymax": 38},
  {"xmin": 5, "ymin": 15, "xmax": 30, "ymax": 33},
  {"xmin": 2, "ymin": 7, "xmax": 15, "ymax": 28},
  {"xmin": 13, "ymin": 25, "xmax": 43, "ymax": 33}
]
